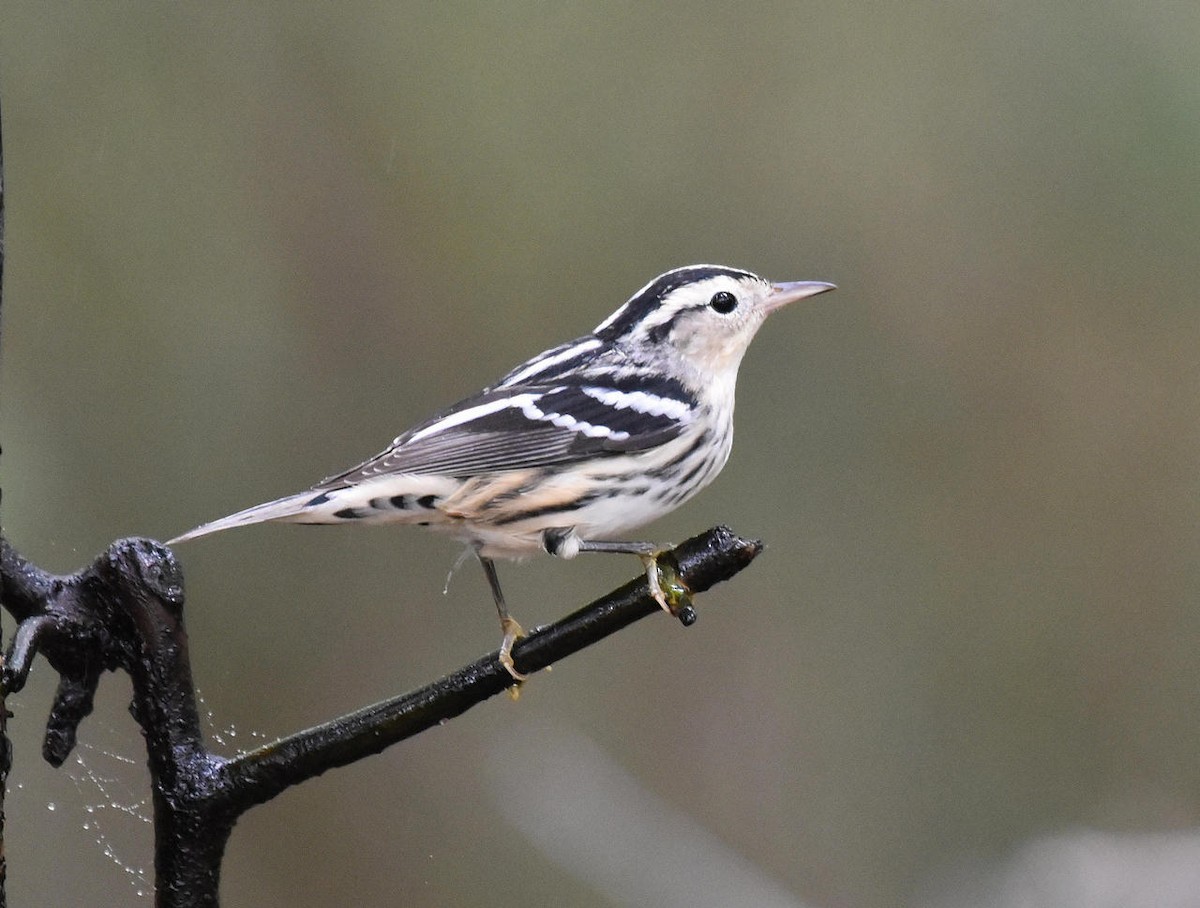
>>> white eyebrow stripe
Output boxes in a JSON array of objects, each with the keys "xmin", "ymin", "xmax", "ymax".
[
  {"xmin": 593, "ymin": 265, "xmax": 753, "ymax": 334},
  {"xmin": 406, "ymin": 392, "xmax": 544, "ymax": 442},
  {"xmin": 580, "ymin": 386, "xmax": 693, "ymax": 421},
  {"xmin": 500, "ymin": 337, "xmax": 603, "ymax": 386}
]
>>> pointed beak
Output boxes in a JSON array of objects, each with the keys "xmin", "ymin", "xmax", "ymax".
[{"xmin": 765, "ymin": 280, "xmax": 836, "ymax": 313}]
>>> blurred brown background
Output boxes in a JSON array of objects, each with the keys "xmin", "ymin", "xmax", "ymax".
[{"xmin": 1, "ymin": 4, "xmax": 1197, "ymax": 906}]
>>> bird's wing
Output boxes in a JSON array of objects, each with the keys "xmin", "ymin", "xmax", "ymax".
[{"xmin": 317, "ymin": 374, "xmax": 697, "ymax": 487}]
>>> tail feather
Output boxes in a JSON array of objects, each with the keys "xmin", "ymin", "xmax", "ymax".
[
  {"xmin": 167, "ymin": 490, "xmax": 328, "ymax": 544},
  {"xmin": 167, "ymin": 474, "xmax": 462, "ymax": 544}
]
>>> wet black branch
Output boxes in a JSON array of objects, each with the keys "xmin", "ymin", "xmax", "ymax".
[
  {"xmin": 222, "ymin": 526, "xmax": 761, "ymax": 807},
  {"xmin": 0, "ymin": 525, "xmax": 762, "ymax": 907}
]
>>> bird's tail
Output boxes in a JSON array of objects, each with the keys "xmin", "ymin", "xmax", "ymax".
[
  {"xmin": 167, "ymin": 474, "xmax": 462, "ymax": 544},
  {"xmin": 167, "ymin": 490, "xmax": 327, "ymax": 544}
]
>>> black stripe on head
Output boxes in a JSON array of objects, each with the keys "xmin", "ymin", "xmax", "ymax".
[{"xmin": 594, "ymin": 265, "xmax": 759, "ymax": 343}]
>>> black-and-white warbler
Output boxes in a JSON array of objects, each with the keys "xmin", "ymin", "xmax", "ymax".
[{"xmin": 170, "ymin": 265, "xmax": 834, "ymax": 677}]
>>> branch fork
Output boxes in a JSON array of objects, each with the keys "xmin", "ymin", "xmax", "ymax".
[{"xmin": 0, "ymin": 526, "xmax": 761, "ymax": 906}]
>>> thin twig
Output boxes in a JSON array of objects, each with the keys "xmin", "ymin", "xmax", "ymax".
[{"xmin": 221, "ymin": 526, "xmax": 761, "ymax": 807}]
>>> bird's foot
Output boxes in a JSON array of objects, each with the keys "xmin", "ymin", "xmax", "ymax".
[
  {"xmin": 498, "ymin": 615, "xmax": 529, "ymax": 688},
  {"xmin": 639, "ymin": 553, "xmax": 696, "ymax": 626}
]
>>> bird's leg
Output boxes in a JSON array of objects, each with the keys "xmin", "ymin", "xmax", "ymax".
[
  {"xmin": 543, "ymin": 528, "xmax": 695, "ymax": 622},
  {"xmin": 476, "ymin": 552, "xmax": 527, "ymax": 682}
]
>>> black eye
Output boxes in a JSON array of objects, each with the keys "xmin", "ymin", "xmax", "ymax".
[{"xmin": 709, "ymin": 291, "xmax": 738, "ymax": 314}]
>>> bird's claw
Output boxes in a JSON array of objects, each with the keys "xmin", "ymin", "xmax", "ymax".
[
  {"xmin": 640, "ymin": 554, "xmax": 695, "ymax": 626},
  {"xmin": 499, "ymin": 616, "xmax": 529, "ymax": 688}
]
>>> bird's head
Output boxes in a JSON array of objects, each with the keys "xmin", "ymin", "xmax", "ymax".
[{"xmin": 594, "ymin": 265, "xmax": 835, "ymax": 380}]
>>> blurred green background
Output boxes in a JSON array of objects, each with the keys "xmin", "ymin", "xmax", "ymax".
[{"xmin": 1, "ymin": 3, "xmax": 1198, "ymax": 906}]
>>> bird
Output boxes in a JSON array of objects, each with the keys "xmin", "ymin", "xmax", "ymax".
[{"xmin": 169, "ymin": 265, "xmax": 834, "ymax": 678}]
